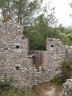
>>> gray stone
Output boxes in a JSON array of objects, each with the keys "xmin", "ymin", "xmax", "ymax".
[{"xmin": 62, "ymin": 79, "xmax": 72, "ymax": 96}]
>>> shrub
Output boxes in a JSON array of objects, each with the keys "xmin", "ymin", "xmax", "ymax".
[
  {"xmin": 61, "ymin": 58, "xmax": 72, "ymax": 79},
  {"xmin": 51, "ymin": 75, "xmax": 65, "ymax": 85},
  {"xmin": 0, "ymin": 80, "xmax": 11, "ymax": 90},
  {"xmin": 52, "ymin": 58, "xmax": 72, "ymax": 86}
]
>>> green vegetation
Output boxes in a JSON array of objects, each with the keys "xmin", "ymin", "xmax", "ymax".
[
  {"xmin": 0, "ymin": 80, "xmax": 11, "ymax": 90},
  {"xmin": 51, "ymin": 58, "xmax": 72, "ymax": 86},
  {"xmin": 1, "ymin": 0, "xmax": 72, "ymax": 50},
  {"xmin": 0, "ymin": 88, "xmax": 37, "ymax": 96},
  {"xmin": 27, "ymin": 16, "xmax": 72, "ymax": 50},
  {"xmin": 61, "ymin": 58, "xmax": 72, "ymax": 79},
  {"xmin": 51, "ymin": 75, "xmax": 65, "ymax": 86},
  {"xmin": 0, "ymin": 0, "xmax": 41, "ymax": 25},
  {"xmin": 0, "ymin": 79, "xmax": 37, "ymax": 96}
]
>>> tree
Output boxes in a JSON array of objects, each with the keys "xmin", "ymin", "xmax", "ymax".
[
  {"xmin": 27, "ymin": 14, "xmax": 58, "ymax": 50},
  {"xmin": 26, "ymin": 0, "xmax": 59, "ymax": 50},
  {"xmin": 42, "ymin": 1, "xmax": 58, "ymax": 27},
  {"xmin": 0, "ymin": 0, "xmax": 42, "ymax": 25},
  {"xmin": 28, "ymin": 14, "xmax": 47, "ymax": 50}
]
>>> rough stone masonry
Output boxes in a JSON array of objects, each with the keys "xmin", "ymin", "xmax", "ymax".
[
  {"xmin": 0, "ymin": 20, "xmax": 72, "ymax": 88},
  {"xmin": 62, "ymin": 79, "xmax": 72, "ymax": 96}
]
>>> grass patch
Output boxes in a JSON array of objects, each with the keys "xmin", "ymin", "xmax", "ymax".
[
  {"xmin": 0, "ymin": 79, "xmax": 37, "ymax": 96},
  {"xmin": 0, "ymin": 87, "xmax": 37, "ymax": 96}
]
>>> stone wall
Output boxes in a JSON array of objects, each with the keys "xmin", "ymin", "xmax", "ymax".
[
  {"xmin": 65, "ymin": 46, "xmax": 72, "ymax": 58},
  {"xmin": 0, "ymin": 20, "xmax": 72, "ymax": 88},
  {"xmin": 0, "ymin": 20, "xmax": 33, "ymax": 87},
  {"xmin": 62, "ymin": 79, "xmax": 72, "ymax": 96}
]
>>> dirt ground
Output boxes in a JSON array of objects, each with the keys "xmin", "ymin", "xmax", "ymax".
[{"xmin": 32, "ymin": 82, "xmax": 62, "ymax": 96}]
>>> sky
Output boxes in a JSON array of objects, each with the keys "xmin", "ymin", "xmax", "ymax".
[{"xmin": 43, "ymin": 0, "xmax": 72, "ymax": 27}]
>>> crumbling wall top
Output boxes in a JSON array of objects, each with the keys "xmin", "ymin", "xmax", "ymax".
[
  {"xmin": 0, "ymin": 20, "xmax": 24, "ymax": 43},
  {"xmin": 0, "ymin": 20, "xmax": 23, "ymax": 34},
  {"xmin": 46, "ymin": 38, "xmax": 65, "ymax": 52}
]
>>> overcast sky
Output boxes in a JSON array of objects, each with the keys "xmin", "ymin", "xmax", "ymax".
[{"xmin": 43, "ymin": 0, "xmax": 72, "ymax": 27}]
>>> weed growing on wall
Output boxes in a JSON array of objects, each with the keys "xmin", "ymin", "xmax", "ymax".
[{"xmin": 51, "ymin": 75, "xmax": 65, "ymax": 85}]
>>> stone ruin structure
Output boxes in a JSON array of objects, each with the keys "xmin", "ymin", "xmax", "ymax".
[
  {"xmin": 62, "ymin": 79, "xmax": 72, "ymax": 96},
  {"xmin": 0, "ymin": 20, "xmax": 72, "ymax": 88}
]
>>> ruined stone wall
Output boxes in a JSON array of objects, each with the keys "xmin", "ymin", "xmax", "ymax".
[
  {"xmin": 0, "ymin": 20, "xmax": 72, "ymax": 88},
  {"xmin": 65, "ymin": 46, "xmax": 72, "ymax": 58},
  {"xmin": 62, "ymin": 79, "xmax": 72, "ymax": 96},
  {"xmin": 0, "ymin": 20, "xmax": 33, "ymax": 87},
  {"xmin": 31, "ymin": 38, "xmax": 68, "ymax": 85}
]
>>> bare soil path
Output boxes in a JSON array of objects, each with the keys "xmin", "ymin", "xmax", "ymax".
[{"xmin": 32, "ymin": 82, "xmax": 62, "ymax": 96}]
